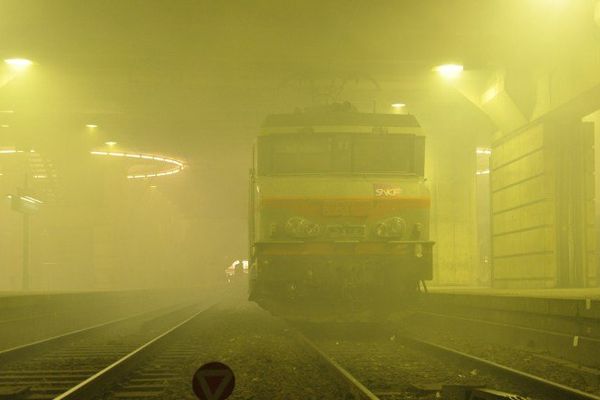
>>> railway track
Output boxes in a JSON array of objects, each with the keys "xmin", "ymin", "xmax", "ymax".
[
  {"xmin": 4, "ymin": 294, "xmax": 598, "ymax": 399},
  {"xmin": 294, "ymin": 322, "xmax": 600, "ymax": 400},
  {"xmin": 0, "ymin": 301, "xmax": 215, "ymax": 400},
  {"xmin": 402, "ymin": 335, "xmax": 600, "ymax": 400},
  {"xmin": 406, "ymin": 304, "xmax": 600, "ymax": 368},
  {"xmin": 0, "ymin": 295, "xmax": 353, "ymax": 399},
  {"xmin": 294, "ymin": 330, "xmax": 379, "ymax": 400},
  {"xmin": 55, "ymin": 306, "xmax": 214, "ymax": 400},
  {"xmin": 78, "ymin": 299, "xmax": 349, "ymax": 399}
]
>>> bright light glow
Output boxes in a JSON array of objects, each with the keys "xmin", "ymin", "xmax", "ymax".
[
  {"xmin": 391, "ymin": 103, "xmax": 406, "ymax": 109},
  {"xmin": 86, "ymin": 124, "xmax": 98, "ymax": 128},
  {"xmin": 476, "ymin": 169, "xmax": 490, "ymax": 175},
  {"xmin": 434, "ymin": 64, "xmax": 464, "ymax": 79},
  {"xmin": 0, "ymin": 110, "xmax": 14, "ymax": 114},
  {"xmin": 33, "ymin": 175, "xmax": 47, "ymax": 179},
  {"xmin": 0, "ymin": 125, "xmax": 8, "ymax": 128},
  {"xmin": 4, "ymin": 58, "xmax": 33, "ymax": 71},
  {"xmin": 90, "ymin": 149, "xmax": 185, "ymax": 180},
  {"xmin": 476, "ymin": 148, "xmax": 492, "ymax": 155},
  {"xmin": 105, "ymin": 141, "xmax": 117, "ymax": 146},
  {"xmin": 21, "ymin": 195, "xmax": 43, "ymax": 204},
  {"xmin": 481, "ymin": 84, "xmax": 500, "ymax": 104},
  {"xmin": 0, "ymin": 149, "xmax": 17, "ymax": 154}
]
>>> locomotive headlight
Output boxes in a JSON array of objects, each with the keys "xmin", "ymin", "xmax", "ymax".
[
  {"xmin": 285, "ymin": 216, "xmax": 321, "ymax": 238},
  {"xmin": 375, "ymin": 217, "xmax": 406, "ymax": 238},
  {"xmin": 414, "ymin": 243, "xmax": 423, "ymax": 258},
  {"xmin": 412, "ymin": 223, "xmax": 424, "ymax": 240}
]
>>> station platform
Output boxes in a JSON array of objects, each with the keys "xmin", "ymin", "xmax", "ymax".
[
  {"xmin": 422, "ymin": 286, "xmax": 600, "ymax": 321},
  {"xmin": 428, "ymin": 286, "xmax": 600, "ymax": 300},
  {"xmin": 411, "ymin": 286, "xmax": 600, "ymax": 368}
]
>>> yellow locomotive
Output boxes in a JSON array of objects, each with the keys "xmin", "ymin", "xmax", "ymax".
[{"xmin": 248, "ymin": 104, "xmax": 433, "ymax": 315}]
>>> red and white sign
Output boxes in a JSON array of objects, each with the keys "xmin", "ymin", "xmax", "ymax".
[{"xmin": 192, "ymin": 362, "xmax": 235, "ymax": 400}]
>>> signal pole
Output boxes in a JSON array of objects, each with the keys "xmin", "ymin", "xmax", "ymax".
[
  {"xmin": 22, "ymin": 212, "xmax": 30, "ymax": 291},
  {"xmin": 22, "ymin": 175, "xmax": 30, "ymax": 291}
]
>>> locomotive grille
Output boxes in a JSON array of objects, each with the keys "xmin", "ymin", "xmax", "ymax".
[{"xmin": 325, "ymin": 224, "xmax": 366, "ymax": 238}]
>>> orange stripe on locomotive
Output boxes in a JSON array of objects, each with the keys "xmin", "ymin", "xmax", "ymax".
[{"xmin": 260, "ymin": 196, "xmax": 430, "ymax": 218}]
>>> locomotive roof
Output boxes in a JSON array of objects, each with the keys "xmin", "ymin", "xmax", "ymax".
[{"xmin": 263, "ymin": 112, "xmax": 420, "ymax": 128}]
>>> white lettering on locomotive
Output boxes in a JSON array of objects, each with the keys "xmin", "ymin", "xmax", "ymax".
[{"xmin": 374, "ymin": 187, "xmax": 403, "ymax": 197}]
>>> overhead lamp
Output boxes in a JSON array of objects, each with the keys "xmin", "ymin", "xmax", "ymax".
[
  {"xmin": 105, "ymin": 141, "xmax": 117, "ymax": 146},
  {"xmin": 86, "ymin": 124, "xmax": 98, "ymax": 129},
  {"xmin": 1, "ymin": 125, "xmax": 9, "ymax": 128},
  {"xmin": 4, "ymin": 58, "xmax": 33, "ymax": 71},
  {"xmin": 433, "ymin": 64, "xmax": 464, "ymax": 79},
  {"xmin": 391, "ymin": 103, "xmax": 406, "ymax": 109},
  {"xmin": 0, "ymin": 110, "xmax": 14, "ymax": 114}
]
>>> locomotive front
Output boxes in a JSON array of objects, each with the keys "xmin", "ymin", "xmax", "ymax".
[{"xmin": 248, "ymin": 106, "xmax": 433, "ymax": 315}]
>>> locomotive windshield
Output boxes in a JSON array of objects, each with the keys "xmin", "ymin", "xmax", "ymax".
[{"xmin": 257, "ymin": 133, "xmax": 424, "ymax": 175}]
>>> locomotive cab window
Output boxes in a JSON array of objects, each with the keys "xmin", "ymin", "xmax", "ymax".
[
  {"xmin": 352, "ymin": 135, "xmax": 416, "ymax": 174},
  {"xmin": 257, "ymin": 133, "xmax": 424, "ymax": 175},
  {"xmin": 259, "ymin": 135, "xmax": 332, "ymax": 174}
]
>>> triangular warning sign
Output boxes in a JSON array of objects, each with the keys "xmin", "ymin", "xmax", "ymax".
[
  {"xmin": 195, "ymin": 369, "xmax": 233, "ymax": 400},
  {"xmin": 205, "ymin": 376, "xmax": 223, "ymax": 393}
]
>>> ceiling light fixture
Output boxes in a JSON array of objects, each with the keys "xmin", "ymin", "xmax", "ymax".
[
  {"xmin": 4, "ymin": 58, "xmax": 33, "ymax": 71},
  {"xmin": 90, "ymin": 149, "xmax": 185, "ymax": 180},
  {"xmin": 433, "ymin": 64, "xmax": 464, "ymax": 79}
]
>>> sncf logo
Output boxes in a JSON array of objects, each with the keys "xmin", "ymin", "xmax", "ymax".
[{"xmin": 374, "ymin": 185, "xmax": 403, "ymax": 197}]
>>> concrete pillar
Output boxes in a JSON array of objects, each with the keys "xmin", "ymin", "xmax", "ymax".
[{"xmin": 428, "ymin": 131, "xmax": 479, "ymax": 285}]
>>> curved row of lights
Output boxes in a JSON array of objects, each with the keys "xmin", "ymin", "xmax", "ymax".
[
  {"xmin": 1, "ymin": 148, "xmax": 185, "ymax": 180},
  {"xmin": 89, "ymin": 150, "xmax": 185, "ymax": 179},
  {"xmin": 0, "ymin": 148, "xmax": 35, "ymax": 154}
]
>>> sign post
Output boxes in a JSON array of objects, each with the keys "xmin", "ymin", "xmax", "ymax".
[{"xmin": 22, "ymin": 212, "xmax": 30, "ymax": 290}]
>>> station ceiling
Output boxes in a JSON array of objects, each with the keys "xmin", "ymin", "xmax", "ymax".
[{"xmin": 1, "ymin": 0, "xmax": 597, "ymax": 156}]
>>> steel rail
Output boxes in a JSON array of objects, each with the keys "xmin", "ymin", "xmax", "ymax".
[
  {"xmin": 293, "ymin": 330, "xmax": 380, "ymax": 400},
  {"xmin": 0, "ymin": 302, "xmax": 196, "ymax": 365},
  {"xmin": 54, "ymin": 303, "xmax": 217, "ymax": 400},
  {"xmin": 401, "ymin": 335, "xmax": 600, "ymax": 400}
]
